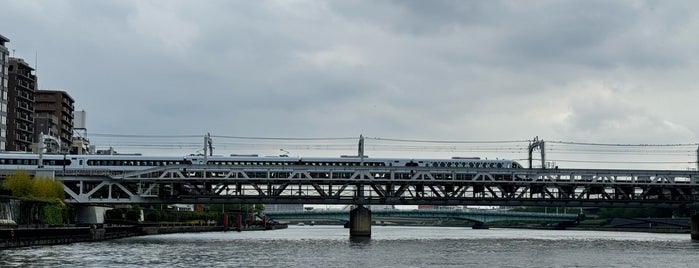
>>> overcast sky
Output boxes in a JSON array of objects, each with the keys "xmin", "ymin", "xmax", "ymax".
[{"xmin": 2, "ymin": 0, "xmax": 698, "ymax": 168}]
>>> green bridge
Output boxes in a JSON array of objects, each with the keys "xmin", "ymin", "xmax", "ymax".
[{"xmin": 265, "ymin": 209, "xmax": 582, "ymax": 227}]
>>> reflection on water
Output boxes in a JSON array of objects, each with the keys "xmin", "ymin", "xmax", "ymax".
[
  {"xmin": 1, "ymin": 226, "xmax": 697, "ymax": 268},
  {"xmin": 349, "ymin": 236, "xmax": 372, "ymax": 245}
]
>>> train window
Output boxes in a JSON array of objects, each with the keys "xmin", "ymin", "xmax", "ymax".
[{"xmin": 497, "ymin": 163, "xmax": 502, "ymax": 168}]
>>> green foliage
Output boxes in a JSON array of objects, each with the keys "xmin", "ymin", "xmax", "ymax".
[
  {"xmin": 1, "ymin": 170, "xmax": 65, "ymax": 201},
  {"xmin": 32, "ymin": 176, "xmax": 65, "ymax": 200},
  {"xmin": 105, "ymin": 209, "xmax": 124, "ymax": 221},
  {"xmin": 125, "ymin": 210, "xmax": 141, "ymax": 222},
  {"xmin": 43, "ymin": 203, "xmax": 65, "ymax": 225},
  {"xmin": 3, "ymin": 170, "xmax": 33, "ymax": 197}
]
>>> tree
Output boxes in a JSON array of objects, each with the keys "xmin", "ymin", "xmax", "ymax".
[
  {"xmin": 1, "ymin": 170, "xmax": 65, "ymax": 201},
  {"xmin": 2, "ymin": 170, "xmax": 33, "ymax": 197}
]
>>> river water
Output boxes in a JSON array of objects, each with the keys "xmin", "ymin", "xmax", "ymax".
[{"xmin": 1, "ymin": 226, "xmax": 697, "ymax": 267}]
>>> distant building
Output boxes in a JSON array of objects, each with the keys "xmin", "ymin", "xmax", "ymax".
[
  {"xmin": 0, "ymin": 34, "xmax": 10, "ymax": 150},
  {"xmin": 6, "ymin": 57, "xmax": 36, "ymax": 152},
  {"xmin": 71, "ymin": 110, "xmax": 90, "ymax": 154},
  {"xmin": 264, "ymin": 204, "xmax": 304, "ymax": 212},
  {"xmin": 34, "ymin": 90, "xmax": 74, "ymax": 150},
  {"xmin": 33, "ymin": 113, "xmax": 59, "ymax": 153}
]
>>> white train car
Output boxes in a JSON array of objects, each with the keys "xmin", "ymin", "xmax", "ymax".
[{"xmin": 0, "ymin": 153, "xmax": 523, "ymax": 172}]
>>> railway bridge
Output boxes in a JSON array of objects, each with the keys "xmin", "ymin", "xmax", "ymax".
[{"xmin": 37, "ymin": 164, "xmax": 699, "ymax": 237}]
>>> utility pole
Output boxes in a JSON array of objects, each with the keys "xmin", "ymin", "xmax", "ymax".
[
  {"xmin": 203, "ymin": 133, "xmax": 213, "ymax": 158},
  {"xmin": 358, "ymin": 135, "xmax": 365, "ymax": 166},
  {"xmin": 38, "ymin": 133, "xmax": 62, "ymax": 170},
  {"xmin": 528, "ymin": 136, "xmax": 546, "ymax": 169},
  {"xmin": 38, "ymin": 132, "xmax": 45, "ymax": 168},
  {"xmin": 696, "ymin": 145, "xmax": 698, "ymax": 171}
]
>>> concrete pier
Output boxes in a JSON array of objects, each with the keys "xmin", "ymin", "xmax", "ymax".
[
  {"xmin": 691, "ymin": 214, "xmax": 699, "ymax": 240},
  {"xmin": 349, "ymin": 205, "xmax": 371, "ymax": 237},
  {"xmin": 76, "ymin": 206, "xmax": 112, "ymax": 224}
]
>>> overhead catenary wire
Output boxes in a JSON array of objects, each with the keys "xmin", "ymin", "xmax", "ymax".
[
  {"xmin": 87, "ymin": 133, "xmax": 698, "ymax": 168},
  {"xmin": 548, "ymin": 140, "xmax": 699, "ymax": 147}
]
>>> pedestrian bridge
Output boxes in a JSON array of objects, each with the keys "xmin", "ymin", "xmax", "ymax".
[{"xmin": 265, "ymin": 209, "xmax": 581, "ymax": 225}]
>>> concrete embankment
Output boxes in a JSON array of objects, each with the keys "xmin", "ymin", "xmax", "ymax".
[{"xmin": 0, "ymin": 225, "xmax": 223, "ymax": 249}]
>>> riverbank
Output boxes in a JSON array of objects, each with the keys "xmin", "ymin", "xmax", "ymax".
[
  {"xmin": 0, "ymin": 225, "xmax": 223, "ymax": 249},
  {"xmin": 0, "ymin": 223, "xmax": 288, "ymax": 249}
]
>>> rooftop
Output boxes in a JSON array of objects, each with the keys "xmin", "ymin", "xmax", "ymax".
[
  {"xmin": 0, "ymin": 34, "xmax": 8, "ymax": 45},
  {"xmin": 9, "ymin": 57, "xmax": 35, "ymax": 71}
]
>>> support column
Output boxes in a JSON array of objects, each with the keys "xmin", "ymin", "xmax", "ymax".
[
  {"xmin": 472, "ymin": 222, "xmax": 489, "ymax": 229},
  {"xmin": 691, "ymin": 214, "xmax": 699, "ymax": 240},
  {"xmin": 349, "ymin": 205, "xmax": 371, "ymax": 237},
  {"xmin": 76, "ymin": 205, "xmax": 112, "ymax": 224}
]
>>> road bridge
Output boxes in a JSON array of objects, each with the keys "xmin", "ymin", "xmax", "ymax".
[{"xmin": 265, "ymin": 209, "xmax": 581, "ymax": 228}]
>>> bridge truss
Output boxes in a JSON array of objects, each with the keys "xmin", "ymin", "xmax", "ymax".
[{"xmin": 56, "ymin": 165, "xmax": 699, "ymax": 208}]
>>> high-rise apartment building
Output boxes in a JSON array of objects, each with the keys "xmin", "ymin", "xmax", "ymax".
[
  {"xmin": 6, "ymin": 57, "xmax": 36, "ymax": 151},
  {"xmin": 0, "ymin": 34, "xmax": 10, "ymax": 150},
  {"xmin": 35, "ymin": 90, "xmax": 74, "ymax": 150}
]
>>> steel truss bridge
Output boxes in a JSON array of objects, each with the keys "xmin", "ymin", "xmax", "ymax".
[
  {"xmin": 54, "ymin": 165, "xmax": 699, "ymax": 208},
  {"xmin": 265, "ymin": 209, "xmax": 580, "ymax": 224}
]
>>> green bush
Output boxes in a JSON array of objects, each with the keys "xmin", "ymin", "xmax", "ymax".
[
  {"xmin": 43, "ymin": 204, "xmax": 65, "ymax": 225},
  {"xmin": 2, "ymin": 170, "xmax": 65, "ymax": 201},
  {"xmin": 105, "ymin": 209, "xmax": 124, "ymax": 221},
  {"xmin": 125, "ymin": 210, "xmax": 141, "ymax": 222}
]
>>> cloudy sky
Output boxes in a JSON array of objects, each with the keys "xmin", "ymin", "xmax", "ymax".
[{"xmin": 2, "ymin": 0, "xmax": 698, "ymax": 168}]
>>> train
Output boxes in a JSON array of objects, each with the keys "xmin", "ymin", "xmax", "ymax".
[{"xmin": 0, "ymin": 152, "xmax": 523, "ymax": 172}]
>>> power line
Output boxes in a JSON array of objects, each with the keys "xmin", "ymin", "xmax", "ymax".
[
  {"xmin": 548, "ymin": 140, "xmax": 699, "ymax": 147},
  {"xmin": 212, "ymin": 135, "xmax": 357, "ymax": 141},
  {"xmin": 526, "ymin": 158, "xmax": 697, "ymax": 164},
  {"xmin": 368, "ymin": 137, "xmax": 529, "ymax": 144},
  {"xmin": 91, "ymin": 133, "xmax": 202, "ymax": 138}
]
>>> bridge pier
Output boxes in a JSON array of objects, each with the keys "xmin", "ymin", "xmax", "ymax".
[
  {"xmin": 349, "ymin": 205, "xmax": 371, "ymax": 237},
  {"xmin": 76, "ymin": 205, "xmax": 112, "ymax": 224},
  {"xmin": 472, "ymin": 222, "xmax": 489, "ymax": 229},
  {"xmin": 691, "ymin": 214, "xmax": 699, "ymax": 240}
]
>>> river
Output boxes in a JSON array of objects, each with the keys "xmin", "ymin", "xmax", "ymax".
[{"xmin": 1, "ymin": 226, "xmax": 697, "ymax": 267}]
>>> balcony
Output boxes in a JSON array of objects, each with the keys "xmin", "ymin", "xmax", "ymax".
[
  {"xmin": 18, "ymin": 91, "xmax": 33, "ymax": 101},
  {"xmin": 17, "ymin": 113, "xmax": 33, "ymax": 122},
  {"xmin": 17, "ymin": 102, "xmax": 33, "ymax": 112},
  {"xmin": 15, "ymin": 123, "xmax": 33, "ymax": 133}
]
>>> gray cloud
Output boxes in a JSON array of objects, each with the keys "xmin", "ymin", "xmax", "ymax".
[{"xmin": 1, "ymin": 0, "xmax": 698, "ymax": 167}]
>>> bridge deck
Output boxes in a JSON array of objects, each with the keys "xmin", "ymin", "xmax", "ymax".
[{"xmin": 36, "ymin": 164, "xmax": 699, "ymax": 207}]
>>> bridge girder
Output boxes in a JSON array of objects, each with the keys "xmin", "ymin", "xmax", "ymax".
[{"xmin": 51, "ymin": 165, "xmax": 699, "ymax": 208}]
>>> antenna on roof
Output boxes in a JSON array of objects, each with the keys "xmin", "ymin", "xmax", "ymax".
[{"xmin": 34, "ymin": 50, "xmax": 38, "ymax": 89}]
